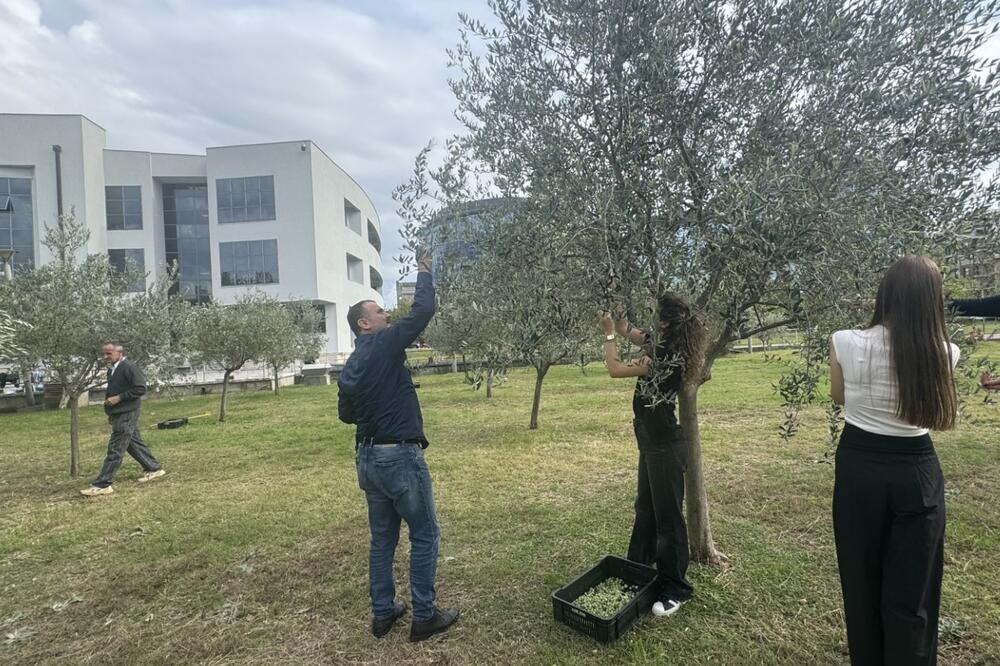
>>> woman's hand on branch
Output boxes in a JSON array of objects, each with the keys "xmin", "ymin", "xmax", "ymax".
[
  {"xmin": 611, "ymin": 304, "xmax": 630, "ymax": 336},
  {"xmin": 598, "ymin": 311, "xmax": 615, "ymax": 336}
]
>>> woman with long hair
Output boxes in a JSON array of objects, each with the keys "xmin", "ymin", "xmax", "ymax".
[
  {"xmin": 599, "ymin": 292, "xmax": 705, "ymax": 617},
  {"xmin": 829, "ymin": 255, "xmax": 960, "ymax": 665}
]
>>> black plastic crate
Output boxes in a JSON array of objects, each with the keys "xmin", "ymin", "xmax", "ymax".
[{"xmin": 551, "ymin": 554, "xmax": 658, "ymax": 643}]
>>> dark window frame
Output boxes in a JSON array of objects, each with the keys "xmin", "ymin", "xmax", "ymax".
[
  {"xmin": 369, "ymin": 265, "xmax": 383, "ymax": 293},
  {"xmin": 108, "ymin": 248, "xmax": 146, "ymax": 293},
  {"xmin": 346, "ymin": 253, "xmax": 364, "ymax": 284},
  {"xmin": 344, "ymin": 199, "xmax": 362, "ymax": 235},
  {"xmin": 105, "ymin": 185, "xmax": 143, "ymax": 230},
  {"xmin": 163, "ymin": 183, "xmax": 212, "ymax": 304},
  {"xmin": 219, "ymin": 239, "xmax": 279, "ymax": 286},
  {"xmin": 216, "ymin": 176, "xmax": 276, "ymax": 223},
  {"xmin": 367, "ymin": 219, "xmax": 381, "ymax": 253},
  {"xmin": 0, "ymin": 177, "xmax": 35, "ymax": 270}
]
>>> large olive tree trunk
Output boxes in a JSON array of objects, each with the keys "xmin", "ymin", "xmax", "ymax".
[{"xmin": 679, "ymin": 383, "xmax": 726, "ymax": 565}]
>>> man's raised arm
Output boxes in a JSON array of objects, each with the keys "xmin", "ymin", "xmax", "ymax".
[{"xmin": 383, "ymin": 249, "xmax": 435, "ymax": 350}]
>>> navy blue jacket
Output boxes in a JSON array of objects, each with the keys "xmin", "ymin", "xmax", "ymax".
[
  {"xmin": 951, "ymin": 295, "xmax": 1000, "ymax": 318},
  {"xmin": 338, "ymin": 271, "xmax": 435, "ymax": 444}
]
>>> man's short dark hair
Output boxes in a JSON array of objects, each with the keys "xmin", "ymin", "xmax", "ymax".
[
  {"xmin": 347, "ymin": 301, "xmax": 375, "ymax": 336},
  {"xmin": 102, "ymin": 341, "xmax": 125, "ymax": 352}
]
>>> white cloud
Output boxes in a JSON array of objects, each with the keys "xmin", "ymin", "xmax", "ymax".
[
  {"xmin": 67, "ymin": 18, "xmax": 102, "ymax": 49},
  {"xmin": 1, "ymin": 0, "xmax": 485, "ymax": 304}
]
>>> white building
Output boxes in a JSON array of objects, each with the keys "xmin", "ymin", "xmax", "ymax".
[{"xmin": 0, "ymin": 113, "xmax": 384, "ymax": 355}]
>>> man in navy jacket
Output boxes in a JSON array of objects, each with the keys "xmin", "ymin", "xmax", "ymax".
[
  {"xmin": 338, "ymin": 250, "xmax": 459, "ymax": 642},
  {"xmin": 81, "ymin": 343, "xmax": 165, "ymax": 497}
]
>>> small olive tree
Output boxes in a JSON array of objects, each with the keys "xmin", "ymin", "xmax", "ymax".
[
  {"xmin": 424, "ymin": 282, "xmax": 514, "ymax": 397},
  {"xmin": 258, "ymin": 301, "xmax": 325, "ymax": 395},
  {"xmin": 396, "ymin": 163, "xmax": 593, "ymax": 428},
  {"xmin": 0, "ymin": 212, "xmax": 185, "ymax": 476},
  {"xmin": 190, "ymin": 293, "xmax": 306, "ymax": 421}
]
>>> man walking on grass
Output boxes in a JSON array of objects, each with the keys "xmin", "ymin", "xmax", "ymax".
[
  {"xmin": 81, "ymin": 343, "xmax": 165, "ymax": 497},
  {"xmin": 338, "ymin": 249, "xmax": 459, "ymax": 642}
]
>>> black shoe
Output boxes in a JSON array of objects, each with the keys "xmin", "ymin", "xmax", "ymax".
[
  {"xmin": 371, "ymin": 601, "xmax": 407, "ymax": 638},
  {"xmin": 409, "ymin": 607, "xmax": 459, "ymax": 642}
]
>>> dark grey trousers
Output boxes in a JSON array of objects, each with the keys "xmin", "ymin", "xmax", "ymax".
[{"xmin": 93, "ymin": 410, "xmax": 161, "ymax": 488}]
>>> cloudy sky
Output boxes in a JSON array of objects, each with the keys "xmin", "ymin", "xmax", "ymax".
[
  {"xmin": 3, "ymin": 1, "xmax": 998, "ymax": 307},
  {"xmin": 0, "ymin": 0, "xmax": 491, "ymax": 305}
]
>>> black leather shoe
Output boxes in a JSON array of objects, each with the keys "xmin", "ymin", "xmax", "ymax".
[
  {"xmin": 371, "ymin": 601, "xmax": 406, "ymax": 638},
  {"xmin": 409, "ymin": 607, "xmax": 459, "ymax": 642}
]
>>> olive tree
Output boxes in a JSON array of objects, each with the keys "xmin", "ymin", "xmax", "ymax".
[
  {"xmin": 0, "ymin": 311, "xmax": 25, "ymax": 364},
  {"xmin": 0, "ymin": 212, "xmax": 185, "ymax": 476},
  {"xmin": 480, "ymin": 205, "xmax": 593, "ymax": 429},
  {"xmin": 423, "ymin": 296, "xmax": 513, "ymax": 397},
  {"xmin": 396, "ymin": 161, "xmax": 593, "ymax": 428},
  {"xmin": 258, "ymin": 301, "xmax": 325, "ymax": 395},
  {"xmin": 419, "ymin": 0, "xmax": 1000, "ymax": 562},
  {"xmin": 189, "ymin": 292, "xmax": 289, "ymax": 422}
]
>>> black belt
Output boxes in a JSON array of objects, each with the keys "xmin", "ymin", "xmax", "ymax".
[{"xmin": 355, "ymin": 437, "xmax": 424, "ymax": 448}]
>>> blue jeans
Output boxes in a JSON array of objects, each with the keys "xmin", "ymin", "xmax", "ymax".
[{"xmin": 356, "ymin": 443, "xmax": 440, "ymax": 622}]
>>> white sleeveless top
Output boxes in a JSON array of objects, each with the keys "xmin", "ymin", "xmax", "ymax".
[{"xmin": 832, "ymin": 326, "xmax": 960, "ymax": 437}]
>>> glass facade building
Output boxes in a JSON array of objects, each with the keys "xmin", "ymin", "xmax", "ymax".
[
  {"xmin": 163, "ymin": 183, "xmax": 212, "ymax": 304},
  {"xmin": 0, "ymin": 177, "xmax": 34, "ymax": 270}
]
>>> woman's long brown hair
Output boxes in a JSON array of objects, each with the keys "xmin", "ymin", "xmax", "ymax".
[
  {"xmin": 870, "ymin": 255, "xmax": 957, "ymax": 430},
  {"xmin": 656, "ymin": 292, "xmax": 706, "ymax": 387}
]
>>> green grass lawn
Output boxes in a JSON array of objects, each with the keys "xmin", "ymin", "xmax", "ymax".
[{"xmin": 1, "ymin": 350, "xmax": 998, "ymax": 665}]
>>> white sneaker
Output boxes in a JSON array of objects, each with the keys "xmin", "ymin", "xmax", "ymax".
[
  {"xmin": 80, "ymin": 486, "xmax": 114, "ymax": 497},
  {"xmin": 138, "ymin": 469, "xmax": 166, "ymax": 483},
  {"xmin": 652, "ymin": 599, "xmax": 684, "ymax": 617}
]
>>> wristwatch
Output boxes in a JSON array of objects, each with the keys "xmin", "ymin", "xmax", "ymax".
[{"xmin": 604, "ymin": 334, "xmax": 616, "ymax": 342}]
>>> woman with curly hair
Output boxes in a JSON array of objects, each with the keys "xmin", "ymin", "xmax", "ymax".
[{"xmin": 599, "ymin": 292, "xmax": 706, "ymax": 617}]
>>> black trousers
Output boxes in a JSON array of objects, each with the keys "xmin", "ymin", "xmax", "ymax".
[
  {"xmin": 626, "ymin": 418, "xmax": 694, "ymax": 601},
  {"xmin": 833, "ymin": 423, "xmax": 945, "ymax": 666}
]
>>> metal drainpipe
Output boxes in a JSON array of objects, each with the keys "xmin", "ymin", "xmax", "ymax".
[
  {"xmin": 52, "ymin": 145, "xmax": 63, "ymax": 218},
  {"xmin": 52, "ymin": 144, "xmax": 64, "ymax": 262}
]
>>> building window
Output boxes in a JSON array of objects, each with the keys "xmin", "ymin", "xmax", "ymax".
[
  {"xmin": 220, "ymin": 239, "xmax": 279, "ymax": 286},
  {"xmin": 105, "ymin": 186, "xmax": 142, "ymax": 230},
  {"xmin": 163, "ymin": 183, "xmax": 212, "ymax": 304},
  {"xmin": 345, "ymin": 199, "xmax": 362, "ymax": 235},
  {"xmin": 367, "ymin": 220, "xmax": 381, "ymax": 253},
  {"xmin": 346, "ymin": 253, "xmax": 364, "ymax": 284},
  {"xmin": 369, "ymin": 266, "xmax": 383, "ymax": 294},
  {"xmin": 217, "ymin": 176, "xmax": 275, "ymax": 223},
  {"xmin": 108, "ymin": 248, "xmax": 146, "ymax": 292},
  {"xmin": 312, "ymin": 303, "xmax": 327, "ymax": 334},
  {"xmin": 0, "ymin": 178, "xmax": 33, "ymax": 270}
]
